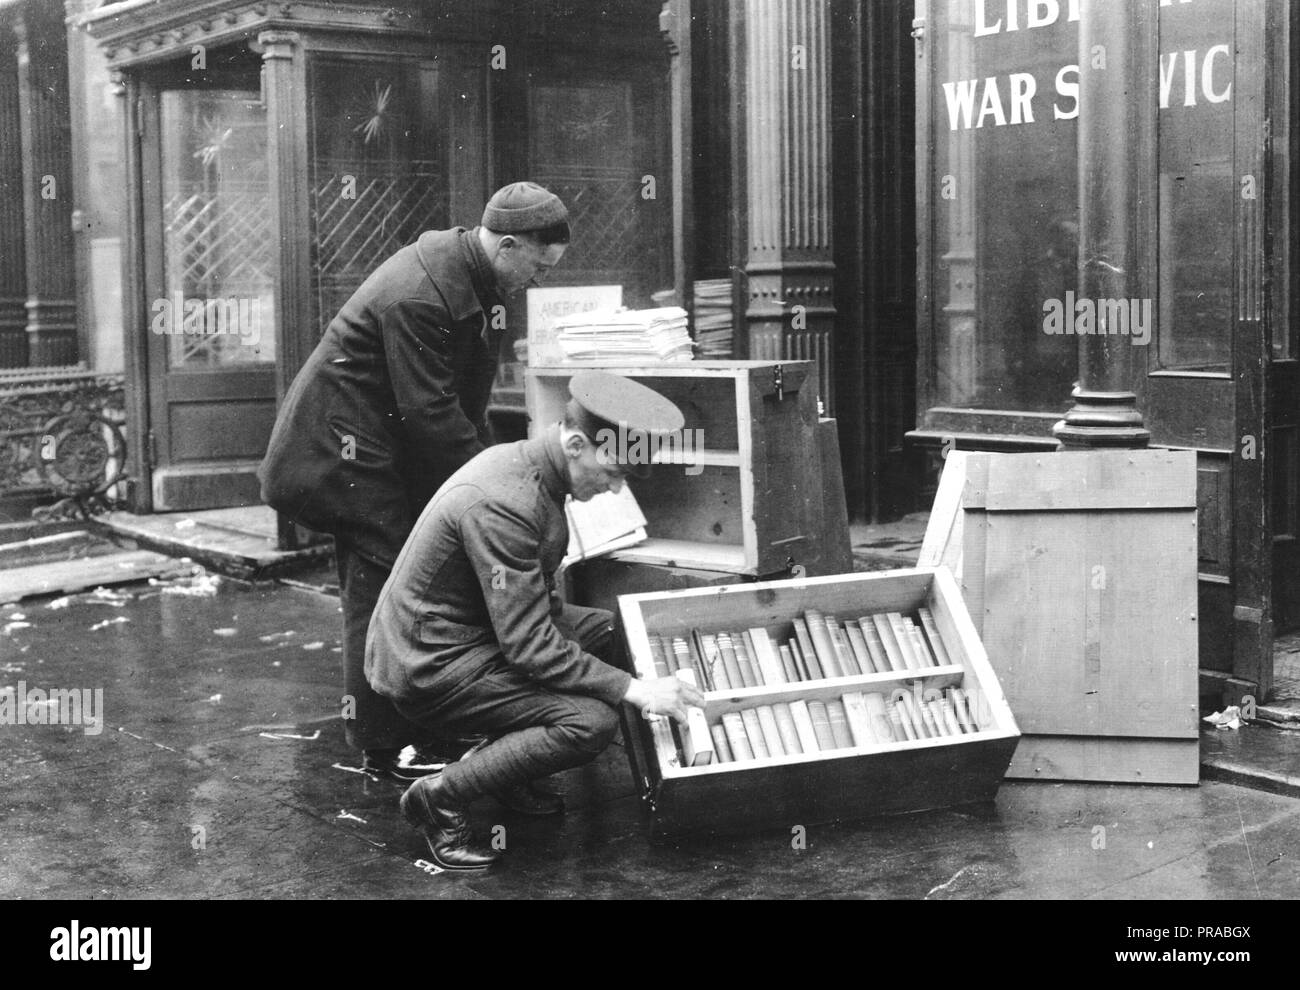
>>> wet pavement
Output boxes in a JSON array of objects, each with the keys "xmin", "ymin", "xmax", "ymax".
[{"xmin": 3, "ymin": 574, "xmax": 1300, "ymax": 900}]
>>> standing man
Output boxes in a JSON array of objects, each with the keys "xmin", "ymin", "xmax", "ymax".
[
  {"xmin": 366, "ymin": 371, "xmax": 705, "ymax": 870},
  {"xmin": 259, "ymin": 183, "xmax": 570, "ymax": 783}
]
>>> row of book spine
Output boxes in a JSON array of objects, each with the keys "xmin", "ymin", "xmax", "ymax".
[
  {"xmin": 710, "ymin": 687, "xmax": 984, "ymax": 765},
  {"xmin": 648, "ymin": 607, "xmax": 954, "ymax": 693}
]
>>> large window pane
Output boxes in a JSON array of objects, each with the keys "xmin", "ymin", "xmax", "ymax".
[
  {"xmin": 159, "ymin": 88, "xmax": 276, "ymax": 368},
  {"xmin": 308, "ymin": 54, "xmax": 488, "ymax": 338},
  {"xmin": 930, "ymin": 0, "xmax": 1078, "ymax": 412}
]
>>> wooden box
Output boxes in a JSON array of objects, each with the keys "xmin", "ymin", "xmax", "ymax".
[
  {"xmin": 920, "ymin": 450, "xmax": 1200, "ymax": 784},
  {"xmin": 617, "ymin": 567, "xmax": 1021, "ymax": 837},
  {"xmin": 567, "ymin": 415, "xmax": 855, "ymax": 614},
  {"xmin": 527, "ymin": 361, "xmax": 825, "ymax": 576}
]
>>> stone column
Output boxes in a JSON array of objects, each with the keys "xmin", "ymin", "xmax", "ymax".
[
  {"xmin": 741, "ymin": 0, "xmax": 836, "ymax": 412},
  {"xmin": 15, "ymin": 2, "xmax": 78, "ymax": 367},
  {"xmin": 260, "ymin": 30, "xmax": 312, "ymax": 551},
  {"xmin": 1054, "ymin": 0, "xmax": 1150, "ymax": 448},
  {"xmin": 0, "ymin": 30, "xmax": 28, "ymax": 367}
]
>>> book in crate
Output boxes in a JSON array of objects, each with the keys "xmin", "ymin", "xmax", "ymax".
[
  {"xmin": 618, "ymin": 567, "xmax": 1020, "ymax": 836},
  {"xmin": 646, "ymin": 605, "xmax": 988, "ymax": 767}
]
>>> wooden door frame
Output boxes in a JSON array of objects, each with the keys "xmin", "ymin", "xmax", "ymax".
[
  {"xmin": 132, "ymin": 65, "xmax": 280, "ymax": 513},
  {"xmin": 1223, "ymin": 0, "xmax": 1275, "ymax": 703},
  {"xmin": 254, "ymin": 31, "xmax": 313, "ymax": 550}
]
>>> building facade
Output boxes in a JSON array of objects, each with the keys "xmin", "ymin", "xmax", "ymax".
[
  {"xmin": 911, "ymin": 0, "xmax": 1289, "ymax": 701},
  {"xmin": 14, "ymin": 0, "xmax": 1287, "ymax": 698},
  {"xmin": 82, "ymin": 0, "xmax": 673, "ymax": 518},
  {"xmin": 0, "ymin": 0, "xmax": 126, "ymax": 520}
]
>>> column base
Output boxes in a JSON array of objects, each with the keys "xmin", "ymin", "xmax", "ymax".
[
  {"xmin": 0, "ymin": 297, "xmax": 28, "ymax": 368},
  {"xmin": 25, "ymin": 298, "xmax": 78, "ymax": 367},
  {"xmin": 1052, "ymin": 387, "xmax": 1150, "ymax": 449},
  {"xmin": 1053, "ymin": 423, "xmax": 1152, "ymax": 449}
]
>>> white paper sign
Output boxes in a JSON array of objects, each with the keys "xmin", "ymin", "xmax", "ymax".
[{"xmin": 526, "ymin": 285, "xmax": 623, "ymax": 366}]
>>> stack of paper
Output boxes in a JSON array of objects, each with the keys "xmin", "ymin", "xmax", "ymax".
[
  {"xmin": 693, "ymin": 279, "xmax": 733, "ymax": 358},
  {"xmin": 553, "ymin": 307, "xmax": 694, "ymax": 362}
]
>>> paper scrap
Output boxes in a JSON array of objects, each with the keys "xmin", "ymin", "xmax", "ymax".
[
  {"xmin": 258, "ymin": 729, "xmax": 321, "ymax": 742},
  {"xmin": 2, "ymin": 622, "xmax": 32, "ymax": 635},
  {"xmin": 331, "ymin": 762, "xmax": 370, "ymax": 776},
  {"xmin": 90, "ymin": 587, "xmax": 133, "ymax": 603},
  {"xmin": 413, "ymin": 859, "xmax": 446, "ymax": 876},
  {"xmin": 336, "ymin": 811, "xmax": 367, "ymax": 824},
  {"xmin": 213, "ymin": 628, "xmax": 237, "ymax": 637},
  {"xmin": 158, "ymin": 573, "xmax": 221, "ymax": 598},
  {"xmin": 89, "ymin": 617, "xmax": 128, "ymax": 632},
  {"xmin": 259, "ymin": 631, "xmax": 296, "ymax": 643},
  {"xmin": 1203, "ymin": 706, "xmax": 1243, "ymax": 730}
]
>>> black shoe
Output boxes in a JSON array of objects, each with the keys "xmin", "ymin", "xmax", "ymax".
[
  {"xmin": 489, "ymin": 778, "xmax": 565, "ymax": 817},
  {"xmin": 363, "ymin": 745, "xmax": 453, "ymax": 784},
  {"xmin": 400, "ymin": 776, "xmax": 499, "ymax": 871}
]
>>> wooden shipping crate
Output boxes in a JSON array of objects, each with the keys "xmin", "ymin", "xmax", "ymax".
[
  {"xmin": 567, "ymin": 416, "xmax": 855, "ymax": 614},
  {"xmin": 617, "ymin": 567, "xmax": 1020, "ymax": 838},
  {"xmin": 527, "ymin": 361, "xmax": 825, "ymax": 576},
  {"xmin": 921, "ymin": 449, "xmax": 1200, "ymax": 784}
]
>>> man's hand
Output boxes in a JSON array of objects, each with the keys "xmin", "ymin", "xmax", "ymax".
[{"xmin": 624, "ymin": 676, "xmax": 706, "ymax": 726}]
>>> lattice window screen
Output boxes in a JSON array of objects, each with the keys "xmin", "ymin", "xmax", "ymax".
[{"xmin": 310, "ymin": 162, "xmax": 450, "ymax": 333}]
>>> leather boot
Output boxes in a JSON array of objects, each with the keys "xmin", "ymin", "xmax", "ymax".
[
  {"xmin": 400, "ymin": 776, "xmax": 499, "ymax": 871},
  {"xmin": 490, "ymin": 777, "xmax": 565, "ymax": 817}
]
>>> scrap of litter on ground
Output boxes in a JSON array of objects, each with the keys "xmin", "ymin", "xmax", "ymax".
[
  {"xmin": 1204, "ymin": 706, "xmax": 1244, "ymax": 730},
  {"xmin": 258, "ymin": 729, "xmax": 322, "ymax": 741},
  {"xmin": 149, "ymin": 570, "xmax": 222, "ymax": 598}
]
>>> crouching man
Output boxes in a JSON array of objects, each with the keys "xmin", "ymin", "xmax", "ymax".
[{"xmin": 365, "ymin": 370, "xmax": 705, "ymax": 870}]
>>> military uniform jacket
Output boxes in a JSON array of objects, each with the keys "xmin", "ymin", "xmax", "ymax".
[
  {"xmin": 365, "ymin": 426, "xmax": 633, "ymax": 709},
  {"xmin": 258, "ymin": 228, "xmax": 502, "ymax": 562}
]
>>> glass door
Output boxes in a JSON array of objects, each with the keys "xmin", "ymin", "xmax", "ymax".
[{"xmin": 141, "ymin": 76, "xmax": 278, "ymax": 510}]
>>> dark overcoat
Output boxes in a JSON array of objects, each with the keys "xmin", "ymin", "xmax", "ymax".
[{"xmin": 259, "ymin": 227, "xmax": 503, "ymax": 561}]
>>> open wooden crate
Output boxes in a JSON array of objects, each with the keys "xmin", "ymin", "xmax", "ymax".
[
  {"xmin": 527, "ymin": 361, "xmax": 823, "ymax": 576},
  {"xmin": 617, "ymin": 566, "xmax": 1020, "ymax": 837}
]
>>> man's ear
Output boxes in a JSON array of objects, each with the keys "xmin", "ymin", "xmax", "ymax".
[{"xmin": 561, "ymin": 430, "xmax": 586, "ymax": 459}]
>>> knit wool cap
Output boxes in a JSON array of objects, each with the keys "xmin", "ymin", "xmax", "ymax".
[{"xmin": 481, "ymin": 181, "xmax": 569, "ymax": 233}]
